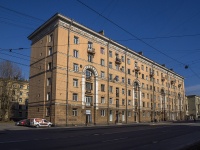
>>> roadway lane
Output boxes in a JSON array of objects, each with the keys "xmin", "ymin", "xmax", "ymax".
[{"xmin": 0, "ymin": 124, "xmax": 200, "ymax": 150}]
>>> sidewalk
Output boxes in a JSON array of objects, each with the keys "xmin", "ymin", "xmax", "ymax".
[{"xmin": 0, "ymin": 121, "xmax": 173, "ymax": 131}]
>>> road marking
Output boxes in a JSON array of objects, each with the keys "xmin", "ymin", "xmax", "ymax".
[{"xmin": 102, "ymin": 137, "xmax": 128, "ymax": 143}]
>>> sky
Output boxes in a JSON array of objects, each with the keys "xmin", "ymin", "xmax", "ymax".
[{"xmin": 0, "ymin": 0, "xmax": 200, "ymax": 95}]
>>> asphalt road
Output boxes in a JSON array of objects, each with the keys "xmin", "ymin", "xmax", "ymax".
[{"xmin": 0, "ymin": 123, "xmax": 200, "ymax": 150}]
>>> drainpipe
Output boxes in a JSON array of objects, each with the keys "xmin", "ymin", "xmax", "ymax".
[{"xmin": 66, "ymin": 20, "xmax": 73, "ymax": 126}]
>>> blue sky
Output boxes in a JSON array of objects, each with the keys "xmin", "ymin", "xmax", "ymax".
[{"xmin": 0, "ymin": 0, "xmax": 200, "ymax": 95}]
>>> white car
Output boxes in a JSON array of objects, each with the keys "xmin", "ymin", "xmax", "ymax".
[{"xmin": 30, "ymin": 118, "xmax": 53, "ymax": 128}]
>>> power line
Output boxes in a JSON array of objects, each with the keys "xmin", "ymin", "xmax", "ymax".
[
  {"xmin": 76, "ymin": 0, "xmax": 186, "ymax": 66},
  {"xmin": 114, "ymin": 33, "xmax": 200, "ymax": 41},
  {"xmin": 0, "ymin": 5, "xmax": 44, "ymax": 22}
]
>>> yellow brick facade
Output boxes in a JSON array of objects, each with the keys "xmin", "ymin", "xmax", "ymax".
[{"xmin": 28, "ymin": 14, "xmax": 185, "ymax": 126}]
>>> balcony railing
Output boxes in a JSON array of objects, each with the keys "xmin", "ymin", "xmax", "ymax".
[
  {"xmin": 150, "ymin": 71, "xmax": 154, "ymax": 77},
  {"xmin": 85, "ymin": 89, "xmax": 92, "ymax": 95},
  {"xmin": 87, "ymin": 48, "xmax": 95, "ymax": 54},
  {"xmin": 86, "ymin": 76, "xmax": 92, "ymax": 81},
  {"xmin": 85, "ymin": 102, "xmax": 93, "ymax": 107},
  {"xmin": 171, "ymin": 79, "xmax": 176, "ymax": 85},
  {"xmin": 135, "ymin": 66, "xmax": 140, "ymax": 72},
  {"xmin": 115, "ymin": 57, "xmax": 121, "ymax": 64}
]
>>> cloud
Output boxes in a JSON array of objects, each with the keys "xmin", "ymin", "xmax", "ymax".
[{"xmin": 186, "ymin": 84, "xmax": 200, "ymax": 95}]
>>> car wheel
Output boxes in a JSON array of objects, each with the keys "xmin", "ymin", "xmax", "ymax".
[
  {"xmin": 48, "ymin": 124, "xmax": 51, "ymax": 128},
  {"xmin": 36, "ymin": 124, "xmax": 39, "ymax": 128}
]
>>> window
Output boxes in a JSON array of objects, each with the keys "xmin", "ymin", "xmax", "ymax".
[
  {"xmin": 100, "ymin": 47, "xmax": 105, "ymax": 54},
  {"xmin": 20, "ymin": 85, "xmax": 23, "ymax": 89},
  {"xmin": 128, "ymin": 69, "xmax": 131, "ymax": 74},
  {"xmin": 109, "ymin": 62, "xmax": 112, "ymax": 68},
  {"xmin": 88, "ymin": 41, "xmax": 93, "ymax": 49},
  {"xmin": 73, "ymin": 50, "xmax": 79, "ymax": 58},
  {"xmin": 101, "ymin": 97, "xmax": 105, "ymax": 104},
  {"xmin": 48, "ymin": 62, "xmax": 52, "ymax": 70},
  {"xmin": 109, "ymin": 98, "xmax": 113, "ymax": 104},
  {"xmin": 121, "ymin": 56, "xmax": 124, "ymax": 62},
  {"xmin": 127, "ymin": 58, "xmax": 130, "ymax": 65},
  {"xmin": 49, "ymin": 34, "xmax": 53, "ymax": 42},
  {"xmin": 122, "ymin": 88, "xmax": 125, "ymax": 94},
  {"xmin": 142, "ymin": 83, "xmax": 144, "ymax": 88},
  {"xmin": 146, "ymin": 67, "xmax": 148, "ymax": 72},
  {"xmin": 109, "ymin": 51, "xmax": 112, "ymax": 57},
  {"xmin": 128, "ymin": 79, "xmax": 131, "ymax": 85},
  {"xmin": 46, "ymin": 107, "xmax": 50, "ymax": 116},
  {"xmin": 101, "ymin": 84, "xmax": 105, "ymax": 92},
  {"xmin": 74, "ymin": 36, "xmax": 79, "ymax": 44},
  {"xmin": 73, "ymin": 79, "xmax": 78, "ymax": 87},
  {"xmin": 122, "ymin": 77, "xmax": 125, "ymax": 83},
  {"xmin": 146, "ymin": 75, "xmax": 148, "ymax": 80},
  {"xmin": 48, "ymin": 47, "xmax": 52, "ymax": 55},
  {"xmin": 141, "ymin": 65, "xmax": 144, "ymax": 70},
  {"xmin": 100, "ymin": 59, "xmax": 105, "ymax": 66},
  {"xmin": 135, "ymin": 62, "xmax": 138, "ymax": 67},
  {"xmin": 147, "ymin": 94, "xmax": 149, "ymax": 99},
  {"xmin": 128, "ymin": 100, "xmax": 131, "ymax": 105},
  {"xmin": 47, "ymin": 92, "xmax": 51, "ymax": 101},
  {"xmin": 88, "ymin": 54, "xmax": 93, "ymax": 62},
  {"xmin": 116, "ymin": 64, "xmax": 119, "ymax": 70},
  {"xmin": 128, "ymin": 90, "xmax": 131, "ymax": 96},
  {"xmin": 115, "ymin": 76, "xmax": 119, "ymax": 82},
  {"xmin": 86, "ymin": 82, "xmax": 93, "ymax": 90},
  {"xmin": 143, "ymin": 102, "xmax": 145, "ymax": 107},
  {"xmin": 128, "ymin": 111, "xmax": 131, "ymax": 117},
  {"xmin": 109, "ymin": 74, "xmax": 113, "ymax": 81},
  {"xmin": 101, "ymin": 71, "xmax": 105, "ymax": 78},
  {"xmin": 72, "ymin": 108, "xmax": 78, "ymax": 116},
  {"xmin": 134, "ymin": 92, "xmax": 138, "ymax": 98},
  {"xmin": 101, "ymin": 110, "xmax": 106, "ymax": 117},
  {"xmin": 121, "ymin": 66, "xmax": 125, "ymax": 72},
  {"xmin": 122, "ymin": 99, "xmax": 125, "ymax": 105},
  {"xmin": 73, "ymin": 93, "xmax": 78, "ymax": 101},
  {"xmin": 73, "ymin": 63, "xmax": 79, "ymax": 72},
  {"xmin": 146, "ymin": 84, "xmax": 149, "ymax": 90},
  {"xmin": 142, "ymin": 74, "xmax": 144, "ymax": 79},
  {"xmin": 142, "ymin": 93, "xmax": 145, "ymax": 98},
  {"xmin": 109, "ymin": 86, "xmax": 113, "ymax": 93},
  {"xmin": 20, "ymin": 91, "xmax": 23, "ymax": 96},
  {"xmin": 19, "ymin": 98, "xmax": 22, "ymax": 102},
  {"xmin": 47, "ymin": 78, "xmax": 51, "ymax": 86}
]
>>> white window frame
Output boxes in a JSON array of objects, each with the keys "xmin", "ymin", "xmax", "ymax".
[
  {"xmin": 73, "ymin": 79, "xmax": 78, "ymax": 87},
  {"xmin": 101, "ymin": 110, "xmax": 106, "ymax": 117},
  {"xmin": 74, "ymin": 36, "xmax": 79, "ymax": 44},
  {"xmin": 73, "ymin": 50, "xmax": 79, "ymax": 58},
  {"xmin": 73, "ymin": 63, "xmax": 79, "ymax": 72},
  {"xmin": 47, "ymin": 92, "xmax": 51, "ymax": 101},
  {"xmin": 73, "ymin": 93, "xmax": 78, "ymax": 101},
  {"xmin": 72, "ymin": 108, "xmax": 78, "ymax": 116}
]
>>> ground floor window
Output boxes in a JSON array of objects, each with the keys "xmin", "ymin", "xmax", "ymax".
[
  {"xmin": 46, "ymin": 107, "xmax": 50, "ymax": 117},
  {"xmin": 72, "ymin": 108, "xmax": 78, "ymax": 116},
  {"xmin": 101, "ymin": 110, "xmax": 106, "ymax": 117}
]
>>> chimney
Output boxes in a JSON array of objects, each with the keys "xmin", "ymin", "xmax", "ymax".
[
  {"xmin": 162, "ymin": 64, "xmax": 166, "ymax": 67},
  {"xmin": 138, "ymin": 51, "xmax": 143, "ymax": 55},
  {"xmin": 98, "ymin": 30, "xmax": 104, "ymax": 36}
]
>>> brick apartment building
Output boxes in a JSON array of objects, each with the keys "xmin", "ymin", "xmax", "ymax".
[
  {"xmin": 0, "ymin": 79, "xmax": 29, "ymax": 121},
  {"xmin": 28, "ymin": 13, "xmax": 185, "ymax": 126}
]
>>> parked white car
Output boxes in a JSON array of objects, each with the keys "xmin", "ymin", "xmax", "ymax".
[{"xmin": 30, "ymin": 118, "xmax": 53, "ymax": 128}]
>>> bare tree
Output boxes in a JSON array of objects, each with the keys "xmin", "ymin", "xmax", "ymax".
[{"xmin": 0, "ymin": 60, "xmax": 23, "ymax": 121}]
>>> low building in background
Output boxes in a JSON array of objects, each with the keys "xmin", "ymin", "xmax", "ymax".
[
  {"xmin": 0, "ymin": 78, "xmax": 29, "ymax": 121},
  {"xmin": 186, "ymin": 95, "xmax": 200, "ymax": 120}
]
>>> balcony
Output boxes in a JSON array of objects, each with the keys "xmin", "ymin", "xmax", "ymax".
[
  {"xmin": 135, "ymin": 66, "xmax": 140, "ymax": 72},
  {"xmin": 150, "ymin": 71, "xmax": 154, "ymax": 77},
  {"xmin": 115, "ymin": 57, "xmax": 121, "ymax": 64},
  {"xmin": 161, "ymin": 75, "xmax": 167, "ymax": 81},
  {"xmin": 85, "ymin": 89, "xmax": 92, "ymax": 95},
  {"xmin": 85, "ymin": 102, "xmax": 93, "ymax": 107},
  {"xmin": 87, "ymin": 48, "xmax": 95, "ymax": 54},
  {"xmin": 171, "ymin": 79, "xmax": 176, "ymax": 85},
  {"xmin": 86, "ymin": 76, "xmax": 92, "ymax": 81}
]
